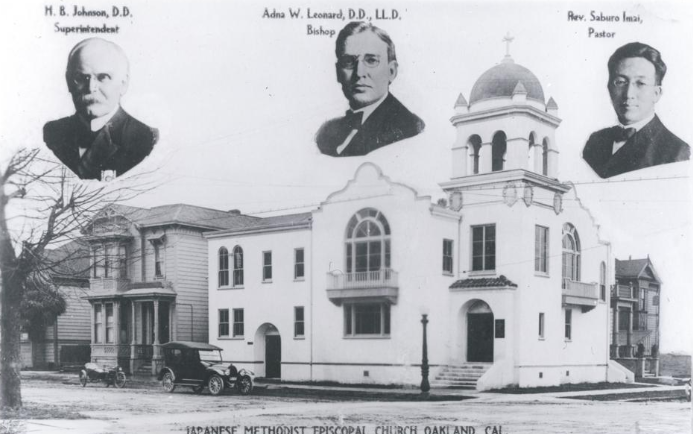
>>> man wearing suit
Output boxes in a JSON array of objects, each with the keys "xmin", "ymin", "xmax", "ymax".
[
  {"xmin": 582, "ymin": 42, "xmax": 689, "ymax": 179},
  {"xmin": 44, "ymin": 38, "xmax": 158, "ymax": 181},
  {"xmin": 316, "ymin": 22, "xmax": 424, "ymax": 157}
]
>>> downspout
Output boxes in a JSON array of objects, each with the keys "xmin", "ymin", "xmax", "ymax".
[
  {"xmin": 606, "ymin": 242, "xmax": 612, "ymax": 378},
  {"xmin": 309, "ymin": 218, "xmax": 314, "ymax": 381},
  {"xmin": 457, "ymin": 213, "xmax": 462, "ymax": 278},
  {"xmin": 53, "ymin": 315, "xmax": 59, "ymax": 368},
  {"xmin": 140, "ymin": 231, "xmax": 146, "ymax": 282}
]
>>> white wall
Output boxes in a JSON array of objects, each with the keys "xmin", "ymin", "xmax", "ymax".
[{"xmin": 207, "ymin": 228, "xmax": 311, "ymax": 379}]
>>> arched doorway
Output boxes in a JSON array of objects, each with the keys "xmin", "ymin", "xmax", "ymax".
[
  {"xmin": 467, "ymin": 301, "xmax": 494, "ymax": 362},
  {"xmin": 254, "ymin": 323, "xmax": 281, "ymax": 379}
]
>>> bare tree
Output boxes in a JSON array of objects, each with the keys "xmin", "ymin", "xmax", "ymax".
[{"xmin": 0, "ymin": 148, "xmax": 154, "ymax": 409}]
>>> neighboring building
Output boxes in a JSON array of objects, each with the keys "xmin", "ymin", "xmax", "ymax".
[
  {"xmin": 81, "ymin": 204, "xmax": 260, "ymax": 375},
  {"xmin": 20, "ymin": 240, "xmax": 91, "ymax": 370},
  {"xmin": 206, "ymin": 50, "xmax": 631, "ymax": 389},
  {"xmin": 611, "ymin": 257, "xmax": 662, "ymax": 376}
]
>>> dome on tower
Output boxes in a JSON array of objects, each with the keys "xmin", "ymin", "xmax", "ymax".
[{"xmin": 469, "ymin": 57, "xmax": 545, "ymax": 105}]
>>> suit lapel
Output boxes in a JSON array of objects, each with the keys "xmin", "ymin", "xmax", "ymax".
[
  {"xmin": 348, "ymin": 94, "xmax": 396, "ymax": 155},
  {"xmin": 604, "ymin": 117, "xmax": 662, "ymax": 176},
  {"xmin": 61, "ymin": 116, "xmax": 93, "ymax": 173}
]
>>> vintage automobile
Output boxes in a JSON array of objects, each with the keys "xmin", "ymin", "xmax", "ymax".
[{"xmin": 157, "ymin": 341, "xmax": 253, "ymax": 395}]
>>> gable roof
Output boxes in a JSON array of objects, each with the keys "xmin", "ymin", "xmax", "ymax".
[
  {"xmin": 615, "ymin": 258, "xmax": 661, "ymax": 283},
  {"xmin": 44, "ymin": 239, "xmax": 91, "ymax": 281},
  {"xmin": 100, "ymin": 204, "xmax": 262, "ymax": 231},
  {"xmin": 204, "ymin": 212, "xmax": 312, "ymax": 237}
]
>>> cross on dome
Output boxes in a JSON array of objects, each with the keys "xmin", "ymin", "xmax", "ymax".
[
  {"xmin": 503, "ymin": 32, "xmax": 514, "ymax": 55},
  {"xmin": 502, "ymin": 32, "xmax": 515, "ymax": 63}
]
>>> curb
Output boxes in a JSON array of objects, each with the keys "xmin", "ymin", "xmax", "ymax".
[{"xmin": 25, "ymin": 372, "xmax": 470, "ymax": 400}]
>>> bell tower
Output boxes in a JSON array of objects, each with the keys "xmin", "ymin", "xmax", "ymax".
[{"xmin": 441, "ymin": 36, "xmax": 569, "ymax": 211}]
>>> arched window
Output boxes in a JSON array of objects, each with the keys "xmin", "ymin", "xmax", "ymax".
[
  {"xmin": 345, "ymin": 208, "xmax": 391, "ymax": 274},
  {"xmin": 218, "ymin": 247, "xmax": 229, "ymax": 287},
  {"xmin": 492, "ymin": 131, "xmax": 507, "ymax": 172},
  {"xmin": 527, "ymin": 132, "xmax": 536, "ymax": 170},
  {"xmin": 468, "ymin": 135, "xmax": 482, "ymax": 174},
  {"xmin": 233, "ymin": 246, "xmax": 244, "ymax": 286},
  {"xmin": 542, "ymin": 138, "xmax": 549, "ymax": 176},
  {"xmin": 562, "ymin": 223, "xmax": 581, "ymax": 286},
  {"xmin": 600, "ymin": 261, "xmax": 606, "ymax": 301}
]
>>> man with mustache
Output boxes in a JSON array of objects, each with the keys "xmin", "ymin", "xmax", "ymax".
[
  {"xmin": 582, "ymin": 42, "xmax": 689, "ymax": 178},
  {"xmin": 44, "ymin": 38, "xmax": 158, "ymax": 181},
  {"xmin": 315, "ymin": 22, "xmax": 424, "ymax": 157}
]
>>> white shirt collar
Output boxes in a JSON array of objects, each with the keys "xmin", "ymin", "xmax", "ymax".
[
  {"xmin": 617, "ymin": 112, "xmax": 655, "ymax": 133},
  {"xmin": 351, "ymin": 92, "xmax": 389, "ymax": 124},
  {"xmin": 78, "ymin": 105, "xmax": 121, "ymax": 134},
  {"xmin": 612, "ymin": 112, "xmax": 655, "ymax": 154}
]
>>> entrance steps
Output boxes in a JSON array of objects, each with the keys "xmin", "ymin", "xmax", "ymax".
[
  {"xmin": 431, "ymin": 363, "xmax": 491, "ymax": 389},
  {"xmin": 135, "ymin": 362, "xmax": 153, "ymax": 376}
]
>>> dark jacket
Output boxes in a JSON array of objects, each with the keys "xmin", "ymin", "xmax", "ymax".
[
  {"xmin": 43, "ymin": 108, "xmax": 158, "ymax": 180},
  {"xmin": 582, "ymin": 115, "xmax": 689, "ymax": 179},
  {"xmin": 316, "ymin": 94, "xmax": 425, "ymax": 157}
]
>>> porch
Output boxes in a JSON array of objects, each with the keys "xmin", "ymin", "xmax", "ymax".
[{"xmin": 87, "ymin": 285, "xmax": 177, "ymax": 375}]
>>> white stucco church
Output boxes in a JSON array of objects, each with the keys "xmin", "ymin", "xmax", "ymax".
[{"xmin": 205, "ymin": 51, "xmax": 633, "ymax": 390}]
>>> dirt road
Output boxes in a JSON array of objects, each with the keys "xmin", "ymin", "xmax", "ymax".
[{"xmin": 8, "ymin": 379, "xmax": 692, "ymax": 434}]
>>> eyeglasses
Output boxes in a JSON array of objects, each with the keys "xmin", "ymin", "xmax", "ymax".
[
  {"xmin": 70, "ymin": 73, "xmax": 113, "ymax": 88},
  {"xmin": 611, "ymin": 77, "xmax": 657, "ymax": 90},
  {"xmin": 337, "ymin": 54, "xmax": 381, "ymax": 70}
]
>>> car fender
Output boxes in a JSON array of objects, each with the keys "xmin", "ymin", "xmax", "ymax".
[
  {"xmin": 238, "ymin": 368, "xmax": 254, "ymax": 379},
  {"xmin": 158, "ymin": 367, "xmax": 175, "ymax": 382},
  {"xmin": 205, "ymin": 367, "xmax": 226, "ymax": 380}
]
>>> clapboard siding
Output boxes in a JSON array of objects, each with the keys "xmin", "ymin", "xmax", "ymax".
[
  {"xmin": 167, "ymin": 230, "xmax": 209, "ymax": 343},
  {"xmin": 44, "ymin": 285, "xmax": 92, "ymax": 341}
]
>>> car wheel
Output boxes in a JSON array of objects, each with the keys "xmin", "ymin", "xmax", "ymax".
[
  {"xmin": 208, "ymin": 374, "xmax": 224, "ymax": 396},
  {"xmin": 237, "ymin": 375, "xmax": 253, "ymax": 395},
  {"xmin": 192, "ymin": 385, "xmax": 204, "ymax": 394},
  {"xmin": 79, "ymin": 371, "xmax": 88, "ymax": 387},
  {"xmin": 162, "ymin": 372, "xmax": 176, "ymax": 393},
  {"xmin": 114, "ymin": 372, "xmax": 127, "ymax": 388}
]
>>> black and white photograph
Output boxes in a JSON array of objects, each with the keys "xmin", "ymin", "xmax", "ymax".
[
  {"xmin": 0, "ymin": 1, "xmax": 691, "ymax": 433},
  {"xmin": 43, "ymin": 37, "xmax": 159, "ymax": 181},
  {"xmin": 315, "ymin": 21, "xmax": 425, "ymax": 157}
]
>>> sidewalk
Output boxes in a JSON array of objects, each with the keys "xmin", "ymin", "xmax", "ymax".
[
  {"xmin": 20, "ymin": 370, "xmax": 687, "ymax": 401},
  {"xmin": 22, "ymin": 370, "xmax": 476, "ymax": 400}
]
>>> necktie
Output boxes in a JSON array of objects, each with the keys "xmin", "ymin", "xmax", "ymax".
[
  {"xmin": 345, "ymin": 111, "xmax": 364, "ymax": 131},
  {"xmin": 336, "ymin": 111, "xmax": 364, "ymax": 155},
  {"xmin": 613, "ymin": 126, "xmax": 636, "ymax": 142}
]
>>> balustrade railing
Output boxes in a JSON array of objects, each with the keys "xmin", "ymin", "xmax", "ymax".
[
  {"xmin": 562, "ymin": 279, "xmax": 598, "ymax": 299},
  {"xmin": 327, "ymin": 269, "xmax": 398, "ymax": 290},
  {"xmin": 611, "ymin": 284, "xmax": 635, "ymax": 299},
  {"xmin": 132, "ymin": 344, "xmax": 154, "ymax": 359}
]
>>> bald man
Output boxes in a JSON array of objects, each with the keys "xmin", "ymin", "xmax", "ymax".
[{"xmin": 44, "ymin": 38, "xmax": 158, "ymax": 181}]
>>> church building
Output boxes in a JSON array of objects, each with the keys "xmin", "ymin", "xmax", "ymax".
[{"xmin": 205, "ymin": 49, "xmax": 632, "ymax": 389}]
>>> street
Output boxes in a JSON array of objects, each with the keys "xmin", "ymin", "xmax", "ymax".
[{"xmin": 4, "ymin": 378, "xmax": 691, "ymax": 434}]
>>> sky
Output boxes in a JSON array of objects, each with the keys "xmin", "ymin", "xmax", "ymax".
[{"xmin": 0, "ymin": 0, "xmax": 691, "ymax": 353}]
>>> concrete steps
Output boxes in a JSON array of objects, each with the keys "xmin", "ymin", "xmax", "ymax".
[
  {"xmin": 432, "ymin": 363, "xmax": 491, "ymax": 389},
  {"xmin": 134, "ymin": 362, "xmax": 153, "ymax": 376}
]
